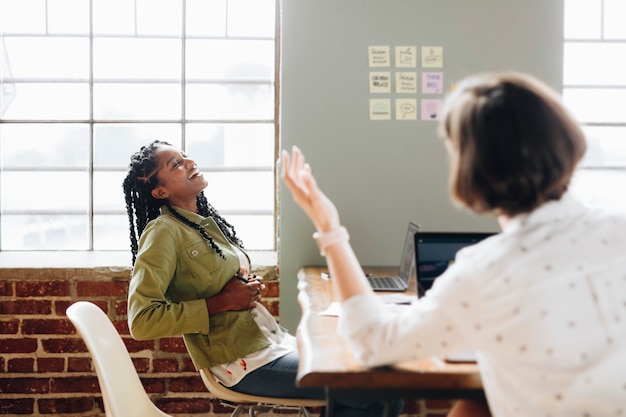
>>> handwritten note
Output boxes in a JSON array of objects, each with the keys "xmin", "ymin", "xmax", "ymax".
[
  {"xmin": 370, "ymin": 98, "xmax": 391, "ymax": 120},
  {"xmin": 421, "ymin": 46, "xmax": 443, "ymax": 68},
  {"xmin": 395, "ymin": 46, "xmax": 417, "ymax": 68},
  {"xmin": 422, "ymin": 72, "xmax": 443, "ymax": 94},
  {"xmin": 369, "ymin": 72, "xmax": 391, "ymax": 93},
  {"xmin": 396, "ymin": 99, "xmax": 417, "ymax": 120},
  {"xmin": 368, "ymin": 45, "xmax": 390, "ymax": 67},
  {"xmin": 421, "ymin": 98, "xmax": 443, "ymax": 121},
  {"xmin": 396, "ymin": 72, "xmax": 417, "ymax": 93}
]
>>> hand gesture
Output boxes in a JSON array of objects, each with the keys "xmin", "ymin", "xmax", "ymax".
[{"xmin": 281, "ymin": 146, "xmax": 341, "ymax": 233}]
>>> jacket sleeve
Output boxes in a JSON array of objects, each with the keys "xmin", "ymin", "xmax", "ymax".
[{"xmin": 127, "ymin": 220, "xmax": 210, "ymax": 340}]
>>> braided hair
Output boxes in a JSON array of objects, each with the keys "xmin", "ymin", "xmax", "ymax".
[{"xmin": 122, "ymin": 140, "xmax": 244, "ymax": 265}]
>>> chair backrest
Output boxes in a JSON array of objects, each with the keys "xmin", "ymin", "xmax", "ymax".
[{"xmin": 66, "ymin": 301, "xmax": 171, "ymax": 417}]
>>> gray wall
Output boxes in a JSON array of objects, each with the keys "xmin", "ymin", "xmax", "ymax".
[{"xmin": 278, "ymin": 0, "xmax": 565, "ymax": 331}]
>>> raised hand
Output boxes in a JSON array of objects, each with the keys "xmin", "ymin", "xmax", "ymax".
[{"xmin": 280, "ymin": 146, "xmax": 341, "ymax": 233}]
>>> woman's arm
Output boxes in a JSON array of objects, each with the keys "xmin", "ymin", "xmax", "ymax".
[{"xmin": 280, "ymin": 146, "xmax": 373, "ymax": 302}]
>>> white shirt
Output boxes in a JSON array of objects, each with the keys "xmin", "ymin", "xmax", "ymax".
[{"xmin": 339, "ymin": 193, "xmax": 626, "ymax": 416}]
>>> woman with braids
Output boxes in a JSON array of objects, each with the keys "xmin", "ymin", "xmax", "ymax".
[{"xmin": 123, "ymin": 140, "xmax": 402, "ymax": 417}]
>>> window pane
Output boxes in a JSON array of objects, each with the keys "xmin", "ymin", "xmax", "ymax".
[
  {"xmin": 94, "ymin": 171, "xmax": 127, "ymax": 212},
  {"xmin": 1, "ymin": 172, "xmax": 88, "ymax": 211},
  {"xmin": 186, "ymin": 39, "xmax": 274, "ymax": 81},
  {"xmin": 564, "ymin": 0, "xmax": 602, "ymax": 39},
  {"xmin": 228, "ymin": 0, "xmax": 276, "ymax": 37},
  {"xmin": 186, "ymin": 123, "xmax": 274, "ymax": 167},
  {"xmin": 186, "ymin": 84, "xmax": 273, "ymax": 120},
  {"xmin": 570, "ymin": 169, "xmax": 626, "ymax": 207},
  {"xmin": 3, "ymin": 37, "xmax": 89, "ymax": 79},
  {"xmin": 1, "ymin": 214, "xmax": 89, "ymax": 250},
  {"xmin": 48, "ymin": 0, "xmax": 90, "ymax": 34},
  {"xmin": 563, "ymin": 88, "xmax": 626, "ymax": 123},
  {"xmin": 564, "ymin": 42, "xmax": 626, "ymax": 85},
  {"xmin": 186, "ymin": 0, "xmax": 226, "ymax": 36},
  {"xmin": 94, "ymin": 38, "xmax": 181, "ymax": 80},
  {"xmin": 94, "ymin": 83, "xmax": 181, "ymax": 119},
  {"xmin": 206, "ymin": 172, "xmax": 273, "ymax": 212},
  {"xmin": 1, "ymin": 124, "xmax": 89, "ymax": 168},
  {"xmin": 92, "ymin": 0, "xmax": 136, "ymax": 35},
  {"xmin": 227, "ymin": 215, "xmax": 274, "ymax": 250},
  {"xmin": 1, "ymin": 83, "xmax": 89, "ymax": 119},
  {"xmin": 604, "ymin": 0, "xmax": 626, "ymax": 39},
  {"xmin": 94, "ymin": 123, "xmax": 181, "ymax": 168},
  {"xmin": 580, "ymin": 125, "xmax": 626, "ymax": 168},
  {"xmin": 0, "ymin": 0, "xmax": 47, "ymax": 34},
  {"xmin": 136, "ymin": 0, "xmax": 182, "ymax": 36},
  {"xmin": 94, "ymin": 214, "xmax": 131, "ymax": 251}
]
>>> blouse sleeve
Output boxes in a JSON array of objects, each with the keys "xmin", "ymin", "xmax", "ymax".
[
  {"xmin": 337, "ymin": 264, "xmax": 477, "ymax": 368},
  {"xmin": 127, "ymin": 220, "xmax": 210, "ymax": 340}
]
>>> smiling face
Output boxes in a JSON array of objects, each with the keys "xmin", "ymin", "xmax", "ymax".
[{"xmin": 150, "ymin": 145, "xmax": 208, "ymax": 212}]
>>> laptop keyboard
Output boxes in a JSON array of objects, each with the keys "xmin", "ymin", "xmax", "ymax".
[{"xmin": 368, "ymin": 276, "xmax": 401, "ymax": 289}]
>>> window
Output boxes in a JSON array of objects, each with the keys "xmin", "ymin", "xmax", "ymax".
[
  {"xmin": 564, "ymin": 0, "xmax": 626, "ymax": 207},
  {"xmin": 0, "ymin": 0, "xmax": 278, "ymax": 251}
]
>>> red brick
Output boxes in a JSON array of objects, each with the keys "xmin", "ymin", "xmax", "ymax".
[
  {"xmin": 123, "ymin": 337, "xmax": 154, "ymax": 353},
  {"xmin": 169, "ymin": 376, "xmax": 206, "ymax": 393},
  {"xmin": 22, "ymin": 319, "xmax": 75, "ymax": 335},
  {"xmin": 264, "ymin": 281, "xmax": 280, "ymax": 298},
  {"xmin": 0, "ymin": 319, "xmax": 19, "ymax": 334},
  {"xmin": 0, "ymin": 338, "xmax": 38, "ymax": 353},
  {"xmin": 41, "ymin": 337, "xmax": 86, "ymax": 354},
  {"xmin": 182, "ymin": 357, "xmax": 196, "ymax": 372},
  {"xmin": 0, "ymin": 300, "xmax": 52, "ymax": 315},
  {"xmin": 155, "ymin": 397, "xmax": 212, "ymax": 414},
  {"xmin": 38, "ymin": 396, "xmax": 96, "ymax": 413},
  {"xmin": 153, "ymin": 358, "xmax": 179, "ymax": 373},
  {"xmin": 159, "ymin": 337, "xmax": 187, "ymax": 353},
  {"xmin": 113, "ymin": 319, "xmax": 130, "ymax": 335},
  {"xmin": 402, "ymin": 399, "xmax": 421, "ymax": 414},
  {"xmin": 131, "ymin": 357, "xmax": 150, "ymax": 373},
  {"xmin": 16, "ymin": 281, "xmax": 70, "ymax": 297},
  {"xmin": 8, "ymin": 358, "xmax": 35, "ymax": 373},
  {"xmin": 115, "ymin": 300, "xmax": 128, "ymax": 316},
  {"xmin": 39, "ymin": 357, "xmax": 65, "ymax": 373},
  {"xmin": 141, "ymin": 378, "xmax": 166, "ymax": 394},
  {"xmin": 0, "ymin": 281, "xmax": 14, "ymax": 297},
  {"xmin": 67, "ymin": 357, "xmax": 92, "ymax": 372},
  {"xmin": 50, "ymin": 376, "xmax": 100, "ymax": 393},
  {"xmin": 0, "ymin": 377, "xmax": 49, "ymax": 394},
  {"xmin": 77, "ymin": 281, "xmax": 127, "ymax": 297},
  {"xmin": 0, "ymin": 398, "xmax": 34, "ymax": 414}
]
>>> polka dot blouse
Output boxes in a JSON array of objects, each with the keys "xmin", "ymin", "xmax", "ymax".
[{"xmin": 338, "ymin": 193, "xmax": 626, "ymax": 417}]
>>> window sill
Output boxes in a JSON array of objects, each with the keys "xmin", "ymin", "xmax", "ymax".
[{"xmin": 0, "ymin": 250, "xmax": 277, "ymax": 269}]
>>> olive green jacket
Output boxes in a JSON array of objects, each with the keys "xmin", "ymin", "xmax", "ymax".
[{"xmin": 127, "ymin": 206, "xmax": 270, "ymax": 369}]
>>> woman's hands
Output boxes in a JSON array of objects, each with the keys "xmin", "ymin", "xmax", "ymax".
[
  {"xmin": 205, "ymin": 275, "xmax": 265, "ymax": 315},
  {"xmin": 280, "ymin": 146, "xmax": 341, "ymax": 233}
]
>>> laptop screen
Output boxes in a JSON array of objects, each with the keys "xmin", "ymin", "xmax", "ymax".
[{"xmin": 414, "ymin": 232, "xmax": 494, "ymax": 297}]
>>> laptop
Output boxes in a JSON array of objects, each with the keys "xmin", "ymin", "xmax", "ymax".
[
  {"xmin": 414, "ymin": 231, "xmax": 495, "ymax": 297},
  {"xmin": 414, "ymin": 231, "xmax": 495, "ymax": 362},
  {"xmin": 365, "ymin": 221, "xmax": 420, "ymax": 292}
]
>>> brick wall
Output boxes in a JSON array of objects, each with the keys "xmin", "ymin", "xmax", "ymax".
[{"xmin": 0, "ymin": 266, "xmax": 452, "ymax": 417}]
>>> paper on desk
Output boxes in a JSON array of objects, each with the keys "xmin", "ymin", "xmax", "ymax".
[{"xmin": 319, "ymin": 294, "xmax": 414, "ymax": 317}]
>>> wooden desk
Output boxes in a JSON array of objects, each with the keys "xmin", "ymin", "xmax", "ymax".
[{"xmin": 296, "ymin": 266, "xmax": 484, "ymax": 414}]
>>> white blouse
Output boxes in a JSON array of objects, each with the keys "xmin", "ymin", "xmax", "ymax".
[{"xmin": 338, "ymin": 193, "xmax": 626, "ymax": 416}]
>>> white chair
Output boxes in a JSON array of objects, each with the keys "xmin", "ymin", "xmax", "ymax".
[
  {"xmin": 66, "ymin": 301, "xmax": 172, "ymax": 417},
  {"xmin": 199, "ymin": 368, "xmax": 324, "ymax": 417}
]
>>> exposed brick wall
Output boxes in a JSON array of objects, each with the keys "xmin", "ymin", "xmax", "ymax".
[{"xmin": 0, "ymin": 266, "xmax": 451, "ymax": 417}]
